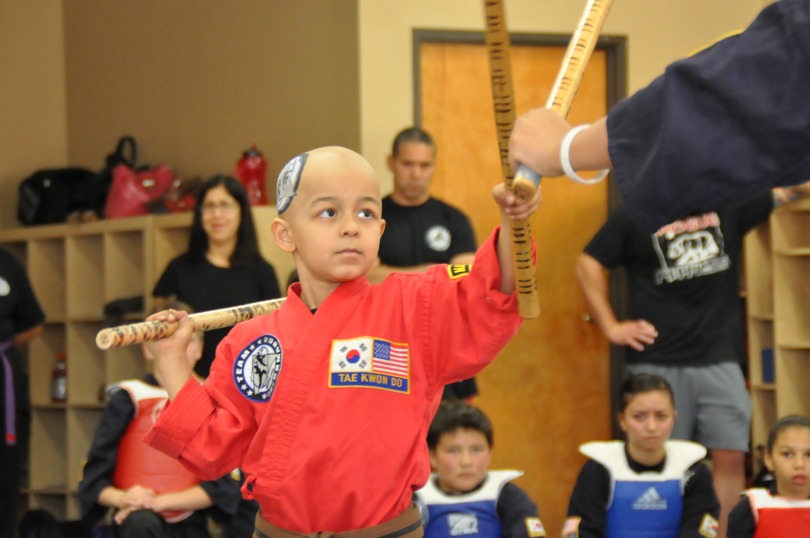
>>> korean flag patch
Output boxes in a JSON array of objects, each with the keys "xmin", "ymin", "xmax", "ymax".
[{"xmin": 233, "ymin": 335, "xmax": 282, "ymax": 402}]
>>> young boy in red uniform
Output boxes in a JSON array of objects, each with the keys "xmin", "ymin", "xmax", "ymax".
[{"xmin": 143, "ymin": 146, "xmax": 541, "ymax": 537}]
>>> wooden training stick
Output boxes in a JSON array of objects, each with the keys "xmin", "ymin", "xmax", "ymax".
[
  {"xmin": 483, "ymin": 0, "xmax": 614, "ymax": 319},
  {"xmin": 95, "ymin": 298, "xmax": 286, "ymax": 349}
]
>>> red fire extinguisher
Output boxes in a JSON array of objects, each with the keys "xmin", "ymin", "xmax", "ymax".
[{"xmin": 233, "ymin": 144, "xmax": 269, "ymax": 206}]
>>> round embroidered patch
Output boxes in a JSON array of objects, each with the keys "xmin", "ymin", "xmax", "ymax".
[
  {"xmin": 425, "ymin": 225, "xmax": 451, "ymax": 252},
  {"xmin": 233, "ymin": 335, "xmax": 283, "ymax": 402}
]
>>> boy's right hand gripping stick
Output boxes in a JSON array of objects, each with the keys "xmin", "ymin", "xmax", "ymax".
[{"xmin": 95, "ymin": 298, "xmax": 286, "ymax": 349}]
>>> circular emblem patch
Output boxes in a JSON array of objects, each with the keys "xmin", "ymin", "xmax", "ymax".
[
  {"xmin": 233, "ymin": 335, "xmax": 283, "ymax": 402},
  {"xmin": 425, "ymin": 225, "xmax": 451, "ymax": 252}
]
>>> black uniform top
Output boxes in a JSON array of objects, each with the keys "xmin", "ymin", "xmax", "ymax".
[
  {"xmin": 727, "ymin": 487, "xmax": 762, "ymax": 538},
  {"xmin": 583, "ymin": 192, "xmax": 772, "ymax": 366},
  {"xmin": 497, "ymin": 483, "xmax": 542, "ymax": 538},
  {"xmin": 567, "ymin": 447, "xmax": 718, "ymax": 538},
  {"xmin": 607, "ymin": 0, "xmax": 810, "ymax": 232},
  {"xmin": 78, "ymin": 375, "xmax": 241, "ymax": 531},
  {"xmin": 378, "ymin": 196, "xmax": 477, "ymax": 267},
  {"xmin": 153, "ymin": 254, "xmax": 281, "ymax": 377},
  {"xmin": 0, "ymin": 247, "xmax": 45, "ymax": 446}
]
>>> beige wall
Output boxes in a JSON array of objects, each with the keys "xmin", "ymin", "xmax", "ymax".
[
  {"xmin": 1, "ymin": 1, "xmax": 68, "ymax": 227},
  {"xmin": 1, "ymin": 0, "xmax": 359, "ymax": 229},
  {"xmin": 63, "ymin": 0, "xmax": 360, "ymax": 195},
  {"xmin": 358, "ymin": 0, "xmax": 767, "ymax": 195}
]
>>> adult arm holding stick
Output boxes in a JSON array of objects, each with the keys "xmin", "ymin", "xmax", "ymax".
[
  {"xmin": 483, "ymin": 0, "xmax": 613, "ymax": 318},
  {"xmin": 510, "ymin": 0, "xmax": 810, "ymax": 232}
]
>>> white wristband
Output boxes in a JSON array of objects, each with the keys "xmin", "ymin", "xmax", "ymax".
[{"xmin": 559, "ymin": 124, "xmax": 609, "ymax": 185}]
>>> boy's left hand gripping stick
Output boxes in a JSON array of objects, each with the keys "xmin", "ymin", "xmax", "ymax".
[{"xmin": 95, "ymin": 298, "xmax": 286, "ymax": 349}]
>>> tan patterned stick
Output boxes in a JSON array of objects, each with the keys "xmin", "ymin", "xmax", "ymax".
[
  {"xmin": 95, "ymin": 298, "xmax": 286, "ymax": 349},
  {"xmin": 483, "ymin": 0, "xmax": 614, "ymax": 319}
]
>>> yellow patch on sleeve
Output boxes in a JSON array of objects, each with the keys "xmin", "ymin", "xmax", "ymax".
[
  {"xmin": 525, "ymin": 517, "xmax": 546, "ymax": 537},
  {"xmin": 447, "ymin": 264, "xmax": 471, "ymax": 279},
  {"xmin": 562, "ymin": 516, "xmax": 581, "ymax": 538},
  {"xmin": 698, "ymin": 513, "xmax": 719, "ymax": 538}
]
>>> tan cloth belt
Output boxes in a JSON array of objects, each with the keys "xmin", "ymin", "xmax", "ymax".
[{"xmin": 253, "ymin": 503, "xmax": 423, "ymax": 538}]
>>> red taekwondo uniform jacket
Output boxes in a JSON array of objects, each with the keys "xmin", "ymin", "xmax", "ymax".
[{"xmin": 145, "ymin": 227, "xmax": 527, "ymax": 533}]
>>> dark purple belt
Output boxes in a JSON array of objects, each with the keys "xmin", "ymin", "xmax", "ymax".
[{"xmin": 1, "ymin": 340, "xmax": 16, "ymax": 446}]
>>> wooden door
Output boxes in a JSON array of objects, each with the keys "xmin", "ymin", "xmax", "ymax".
[{"xmin": 419, "ymin": 39, "xmax": 612, "ymax": 535}]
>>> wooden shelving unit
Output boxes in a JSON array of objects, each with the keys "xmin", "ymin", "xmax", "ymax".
[
  {"xmin": 0, "ymin": 207, "xmax": 293, "ymax": 520},
  {"xmin": 744, "ymin": 197, "xmax": 810, "ymax": 463}
]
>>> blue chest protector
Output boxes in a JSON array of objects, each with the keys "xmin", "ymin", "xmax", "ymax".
[
  {"xmin": 580, "ymin": 440, "xmax": 706, "ymax": 538},
  {"xmin": 415, "ymin": 469, "xmax": 522, "ymax": 537}
]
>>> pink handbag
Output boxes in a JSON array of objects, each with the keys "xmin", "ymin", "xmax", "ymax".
[{"xmin": 104, "ymin": 163, "xmax": 175, "ymax": 219}]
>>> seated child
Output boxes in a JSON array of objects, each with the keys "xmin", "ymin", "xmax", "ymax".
[
  {"xmin": 727, "ymin": 415, "xmax": 810, "ymax": 536},
  {"xmin": 415, "ymin": 399, "xmax": 545, "ymax": 537},
  {"xmin": 142, "ymin": 146, "xmax": 542, "ymax": 536},
  {"xmin": 563, "ymin": 373, "xmax": 720, "ymax": 538},
  {"xmin": 78, "ymin": 300, "xmax": 241, "ymax": 538}
]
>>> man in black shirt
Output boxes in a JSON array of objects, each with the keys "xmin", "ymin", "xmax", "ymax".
[{"xmin": 368, "ymin": 127, "xmax": 478, "ymax": 401}]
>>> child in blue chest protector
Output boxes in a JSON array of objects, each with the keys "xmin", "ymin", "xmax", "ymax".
[
  {"xmin": 728, "ymin": 415, "xmax": 810, "ymax": 537},
  {"xmin": 564, "ymin": 373, "xmax": 719, "ymax": 538},
  {"xmin": 415, "ymin": 400, "xmax": 545, "ymax": 537}
]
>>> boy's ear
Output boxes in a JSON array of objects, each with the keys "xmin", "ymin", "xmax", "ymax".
[
  {"xmin": 271, "ymin": 217, "xmax": 296, "ymax": 253},
  {"xmin": 380, "ymin": 218, "xmax": 386, "ymax": 237},
  {"xmin": 428, "ymin": 449, "xmax": 438, "ymax": 471},
  {"xmin": 386, "ymin": 155, "xmax": 395, "ymax": 173}
]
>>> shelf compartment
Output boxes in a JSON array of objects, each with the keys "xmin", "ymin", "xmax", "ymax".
[
  {"xmin": 743, "ymin": 224, "xmax": 772, "ymax": 318},
  {"xmin": 66, "ymin": 235, "xmax": 104, "ymax": 319},
  {"xmin": 29, "ymin": 408, "xmax": 66, "ymax": 491},
  {"xmin": 773, "ymin": 255, "xmax": 810, "ymax": 345},
  {"xmin": 104, "ymin": 231, "xmax": 146, "ymax": 303},
  {"xmin": 772, "ymin": 205, "xmax": 810, "ymax": 253},
  {"xmin": 750, "ymin": 389, "xmax": 776, "ymax": 457},
  {"xmin": 2, "ymin": 240, "xmax": 27, "ymax": 267},
  {"xmin": 28, "ymin": 324, "xmax": 67, "ymax": 406},
  {"xmin": 28, "ymin": 238, "xmax": 67, "ymax": 321},
  {"xmin": 28, "ymin": 492, "xmax": 68, "ymax": 521},
  {"xmin": 746, "ymin": 319, "xmax": 774, "ymax": 386},
  {"xmin": 66, "ymin": 322, "xmax": 106, "ymax": 406},
  {"xmin": 67, "ymin": 408, "xmax": 103, "ymax": 494},
  {"xmin": 106, "ymin": 346, "xmax": 148, "ymax": 386},
  {"xmin": 775, "ymin": 348, "xmax": 810, "ymax": 417}
]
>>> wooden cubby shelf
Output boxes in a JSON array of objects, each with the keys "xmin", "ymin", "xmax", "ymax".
[
  {"xmin": 0, "ymin": 207, "xmax": 293, "ymax": 520},
  {"xmin": 744, "ymin": 197, "xmax": 810, "ymax": 473}
]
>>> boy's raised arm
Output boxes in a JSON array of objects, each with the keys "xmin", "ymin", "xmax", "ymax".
[{"xmin": 491, "ymin": 183, "xmax": 542, "ymax": 294}]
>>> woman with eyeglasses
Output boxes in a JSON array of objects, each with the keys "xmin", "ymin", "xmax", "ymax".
[
  {"xmin": 152, "ymin": 175, "xmax": 280, "ymax": 537},
  {"xmin": 153, "ymin": 175, "xmax": 281, "ymax": 379}
]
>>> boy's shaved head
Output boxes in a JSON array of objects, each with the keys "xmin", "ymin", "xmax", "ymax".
[{"xmin": 276, "ymin": 146, "xmax": 378, "ymax": 214}]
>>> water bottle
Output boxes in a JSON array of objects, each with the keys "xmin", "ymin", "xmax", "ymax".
[
  {"xmin": 233, "ymin": 145, "xmax": 269, "ymax": 206},
  {"xmin": 51, "ymin": 352, "xmax": 67, "ymax": 403}
]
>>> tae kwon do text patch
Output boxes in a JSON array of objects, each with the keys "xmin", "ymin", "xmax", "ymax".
[{"xmin": 329, "ymin": 337, "xmax": 410, "ymax": 393}]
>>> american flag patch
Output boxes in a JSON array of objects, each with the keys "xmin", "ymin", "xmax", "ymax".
[
  {"xmin": 372, "ymin": 339, "xmax": 409, "ymax": 376},
  {"xmin": 329, "ymin": 337, "xmax": 410, "ymax": 393}
]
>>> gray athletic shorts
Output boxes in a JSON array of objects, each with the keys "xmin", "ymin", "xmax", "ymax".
[{"xmin": 625, "ymin": 362, "xmax": 752, "ymax": 452}]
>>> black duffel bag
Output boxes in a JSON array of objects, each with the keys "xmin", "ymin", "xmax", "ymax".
[{"xmin": 17, "ymin": 167, "xmax": 103, "ymax": 226}]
